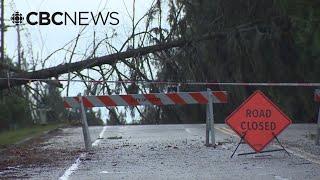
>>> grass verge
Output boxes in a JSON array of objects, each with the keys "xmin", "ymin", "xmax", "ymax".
[{"xmin": 0, "ymin": 124, "xmax": 63, "ymax": 146}]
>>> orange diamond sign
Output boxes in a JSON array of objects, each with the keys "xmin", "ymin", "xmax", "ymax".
[{"xmin": 226, "ymin": 90, "xmax": 292, "ymax": 152}]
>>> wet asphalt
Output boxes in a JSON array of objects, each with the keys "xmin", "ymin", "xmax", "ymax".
[{"xmin": 3, "ymin": 124, "xmax": 320, "ymax": 180}]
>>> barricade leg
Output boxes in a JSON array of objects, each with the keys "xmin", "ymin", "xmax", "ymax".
[
  {"xmin": 79, "ymin": 96, "xmax": 92, "ymax": 150},
  {"xmin": 316, "ymin": 106, "xmax": 320, "ymax": 145},
  {"xmin": 207, "ymin": 88, "xmax": 215, "ymax": 146},
  {"xmin": 206, "ymin": 104, "xmax": 210, "ymax": 146}
]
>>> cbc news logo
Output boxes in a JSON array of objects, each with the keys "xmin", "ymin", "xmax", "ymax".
[
  {"xmin": 10, "ymin": 11, "xmax": 119, "ymax": 26},
  {"xmin": 11, "ymin": 12, "xmax": 24, "ymax": 25}
]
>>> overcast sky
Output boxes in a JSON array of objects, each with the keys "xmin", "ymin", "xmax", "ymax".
[
  {"xmin": 5, "ymin": 0, "xmax": 166, "ymax": 94},
  {"xmin": 6, "ymin": 0, "xmax": 157, "ymax": 68},
  {"xmin": 5, "ymin": 0, "xmax": 169, "ymax": 123}
]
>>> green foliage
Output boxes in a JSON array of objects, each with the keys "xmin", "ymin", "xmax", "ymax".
[
  {"xmin": 0, "ymin": 91, "xmax": 32, "ymax": 131},
  {"xmin": 151, "ymin": 0, "xmax": 320, "ymax": 123},
  {"xmin": 41, "ymin": 84, "xmax": 67, "ymax": 123},
  {"xmin": 86, "ymin": 110, "xmax": 104, "ymax": 126},
  {"xmin": 67, "ymin": 109, "xmax": 104, "ymax": 126},
  {"xmin": 0, "ymin": 57, "xmax": 33, "ymax": 131},
  {"xmin": 0, "ymin": 124, "xmax": 62, "ymax": 146},
  {"xmin": 107, "ymin": 109, "xmax": 126, "ymax": 125}
]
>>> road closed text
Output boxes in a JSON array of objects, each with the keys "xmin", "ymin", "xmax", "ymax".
[
  {"xmin": 241, "ymin": 108, "xmax": 276, "ymax": 131},
  {"xmin": 241, "ymin": 121, "xmax": 276, "ymax": 131}
]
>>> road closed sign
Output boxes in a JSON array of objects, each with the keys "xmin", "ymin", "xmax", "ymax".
[{"xmin": 226, "ymin": 90, "xmax": 292, "ymax": 152}]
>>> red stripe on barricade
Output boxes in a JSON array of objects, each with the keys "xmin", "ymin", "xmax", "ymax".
[
  {"xmin": 74, "ymin": 96, "xmax": 95, "ymax": 107},
  {"xmin": 189, "ymin": 92, "xmax": 208, "ymax": 104},
  {"xmin": 166, "ymin": 93, "xmax": 186, "ymax": 105},
  {"xmin": 82, "ymin": 97, "xmax": 94, "ymax": 108},
  {"xmin": 98, "ymin": 96, "xmax": 117, "ymax": 106},
  {"xmin": 315, "ymin": 94, "xmax": 320, "ymax": 102},
  {"xmin": 74, "ymin": 97, "xmax": 80, "ymax": 103},
  {"xmin": 213, "ymin": 91, "xmax": 228, "ymax": 103},
  {"xmin": 121, "ymin": 95, "xmax": 140, "ymax": 106},
  {"xmin": 63, "ymin": 101, "xmax": 71, "ymax": 108},
  {"xmin": 144, "ymin": 94, "xmax": 163, "ymax": 105}
]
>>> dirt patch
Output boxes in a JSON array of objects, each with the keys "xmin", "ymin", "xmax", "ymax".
[{"xmin": 0, "ymin": 128, "xmax": 84, "ymax": 178}]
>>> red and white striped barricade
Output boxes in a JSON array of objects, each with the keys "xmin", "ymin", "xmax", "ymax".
[
  {"xmin": 64, "ymin": 91, "xmax": 227, "ymax": 108},
  {"xmin": 63, "ymin": 89, "xmax": 228, "ymax": 148},
  {"xmin": 315, "ymin": 89, "xmax": 320, "ymax": 145}
]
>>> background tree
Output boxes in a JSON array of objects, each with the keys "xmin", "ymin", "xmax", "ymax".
[{"xmin": 149, "ymin": 0, "xmax": 320, "ymax": 123}]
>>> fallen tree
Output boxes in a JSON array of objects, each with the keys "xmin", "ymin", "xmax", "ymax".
[{"xmin": 0, "ymin": 32, "xmax": 225, "ymax": 89}]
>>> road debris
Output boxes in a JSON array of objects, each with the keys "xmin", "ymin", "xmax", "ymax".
[{"xmin": 107, "ymin": 136, "xmax": 122, "ymax": 140}]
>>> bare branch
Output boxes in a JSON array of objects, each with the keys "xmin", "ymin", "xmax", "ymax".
[{"xmin": 0, "ymin": 32, "xmax": 226, "ymax": 89}]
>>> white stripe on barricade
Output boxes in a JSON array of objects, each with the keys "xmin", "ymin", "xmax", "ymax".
[
  {"xmin": 63, "ymin": 91, "xmax": 228, "ymax": 108},
  {"xmin": 156, "ymin": 93, "xmax": 174, "ymax": 105}
]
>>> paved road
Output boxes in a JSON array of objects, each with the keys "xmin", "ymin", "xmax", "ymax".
[{"xmin": 2, "ymin": 124, "xmax": 320, "ymax": 179}]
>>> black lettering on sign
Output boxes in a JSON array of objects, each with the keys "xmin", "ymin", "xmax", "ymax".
[
  {"xmin": 258, "ymin": 122, "xmax": 264, "ymax": 130},
  {"xmin": 240, "ymin": 121, "xmax": 276, "ymax": 131},
  {"xmin": 246, "ymin": 109, "xmax": 272, "ymax": 118}
]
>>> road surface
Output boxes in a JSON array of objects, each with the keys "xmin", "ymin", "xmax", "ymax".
[{"xmin": 1, "ymin": 124, "xmax": 320, "ymax": 179}]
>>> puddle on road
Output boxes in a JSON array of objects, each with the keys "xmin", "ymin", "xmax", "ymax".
[
  {"xmin": 275, "ymin": 175, "xmax": 289, "ymax": 180},
  {"xmin": 100, "ymin": 170, "xmax": 126, "ymax": 174}
]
